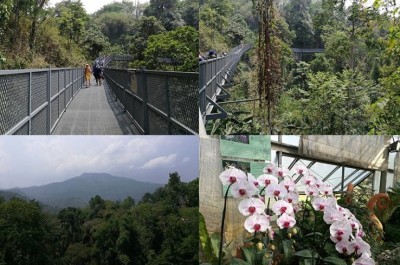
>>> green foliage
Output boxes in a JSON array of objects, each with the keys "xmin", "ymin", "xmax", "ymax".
[
  {"xmin": 0, "ymin": 174, "xmax": 198, "ymax": 265},
  {"xmin": 56, "ymin": 0, "xmax": 89, "ymax": 47},
  {"xmin": 283, "ymin": 0, "xmax": 315, "ymax": 48},
  {"xmin": 277, "ymin": 70, "xmax": 375, "ymax": 134},
  {"xmin": 144, "ymin": 26, "xmax": 198, "ymax": 71}
]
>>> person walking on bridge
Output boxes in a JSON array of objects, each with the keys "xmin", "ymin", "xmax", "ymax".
[
  {"xmin": 84, "ymin": 64, "xmax": 92, "ymax": 87},
  {"xmin": 93, "ymin": 60, "xmax": 102, "ymax": 86}
]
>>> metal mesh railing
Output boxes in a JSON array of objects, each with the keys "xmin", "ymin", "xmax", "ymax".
[
  {"xmin": 199, "ymin": 44, "xmax": 252, "ymax": 122},
  {"xmin": 104, "ymin": 68, "xmax": 198, "ymax": 135},
  {"xmin": 0, "ymin": 68, "xmax": 84, "ymax": 135}
]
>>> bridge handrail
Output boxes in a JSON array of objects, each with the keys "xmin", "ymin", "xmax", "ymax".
[
  {"xmin": 0, "ymin": 67, "xmax": 84, "ymax": 135},
  {"xmin": 96, "ymin": 54, "xmax": 135, "ymax": 67},
  {"xmin": 291, "ymin": 48, "xmax": 324, "ymax": 53},
  {"xmin": 103, "ymin": 68, "xmax": 198, "ymax": 135},
  {"xmin": 199, "ymin": 44, "xmax": 252, "ymax": 122}
]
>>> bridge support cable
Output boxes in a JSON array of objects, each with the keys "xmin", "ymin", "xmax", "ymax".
[
  {"xmin": 199, "ymin": 44, "xmax": 252, "ymax": 124},
  {"xmin": 0, "ymin": 67, "xmax": 84, "ymax": 135}
]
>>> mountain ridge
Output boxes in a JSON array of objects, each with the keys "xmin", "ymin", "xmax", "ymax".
[{"xmin": 2, "ymin": 173, "xmax": 163, "ymax": 209}]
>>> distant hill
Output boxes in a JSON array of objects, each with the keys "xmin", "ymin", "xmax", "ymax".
[{"xmin": 4, "ymin": 173, "xmax": 163, "ymax": 209}]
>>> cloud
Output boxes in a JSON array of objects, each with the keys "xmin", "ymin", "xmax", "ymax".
[
  {"xmin": 0, "ymin": 136, "xmax": 198, "ymax": 188},
  {"xmin": 139, "ymin": 154, "xmax": 177, "ymax": 169}
]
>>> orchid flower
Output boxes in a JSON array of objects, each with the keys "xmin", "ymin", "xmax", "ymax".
[
  {"xmin": 277, "ymin": 213, "xmax": 296, "ymax": 229},
  {"xmin": 330, "ymin": 220, "xmax": 352, "ymax": 243},
  {"xmin": 247, "ymin": 173, "xmax": 260, "ymax": 188},
  {"xmin": 265, "ymin": 183, "xmax": 288, "ymax": 199},
  {"xmin": 238, "ymin": 198, "xmax": 265, "ymax": 216},
  {"xmin": 231, "ymin": 181, "xmax": 258, "ymax": 198},
  {"xmin": 294, "ymin": 165, "xmax": 308, "ymax": 175},
  {"xmin": 257, "ymin": 174, "xmax": 278, "ymax": 187},
  {"xmin": 335, "ymin": 240, "xmax": 355, "ymax": 255},
  {"xmin": 219, "ymin": 166, "xmax": 247, "ymax": 185},
  {"xmin": 353, "ymin": 253, "xmax": 375, "ymax": 265},
  {"xmin": 244, "ymin": 213, "xmax": 270, "ymax": 233},
  {"xmin": 272, "ymin": 200, "xmax": 294, "ymax": 215}
]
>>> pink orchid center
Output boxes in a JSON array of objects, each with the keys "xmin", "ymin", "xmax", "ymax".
[
  {"xmin": 265, "ymin": 179, "xmax": 271, "ymax": 185},
  {"xmin": 280, "ymin": 207, "xmax": 287, "ymax": 214},
  {"xmin": 254, "ymin": 224, "xmax": 261, "ymax": 231},
  {"xmin": 324, "ymin": 191, "xmax": 329, "ymax": 195},
  {"xmin": 306, "ymin": 180, "xmax": 311, "ymax": 185},
  {"xmin": 298, "ymin": 169, "xmax": 303, "ymax": 174},
  {"xmin": 283, "ymin": 221, "xmax": 290, "ymax": 228},
  {"xmin": 229, "ymin": 176, "xmax": 237, "ymax": 183},
  {"xmin": 278, "ymin": 171, "xmax": 283, "ymax": 177},
  {"xmin": 253, "ymin": 181, "xmax": 259, "ymax": 187},
  {"xmin": 342, "ymin": 247, "xmax": 348, "ymax": 253},
  {"xmin": 248, "ymin": 206, "xmax": 256, "ymax": 214},
  {"xmin": 336, "ymin": 235, "xmax": 343, "ymax": 241},
  {"xmin": 285, "ymin": 185, "xmax": 289, "ymax": 190},
  {"xmin": 288, "ymin": 198, "xmax": 292, "ymax": 203},
  {"xmin": 267, "ymin": 167, "xmax": 273, "ymax": 173},
  {"xmin": 273, "ymin": 190, "xmax": 280, "ymax": 196},
  {"xmin": 351, "ymin": 223, "xmax": 355, "ymax": 228},
  {"xmin": 309, "ymin": 191, "xmax": 314, "ymax": 195},
  {"xmin": 239, "ymin": 189, "xmax": 246, "ymax": 196},
  {"xmin": 319, "ymin": 205, "xmax": 325, "ymax": 210}
]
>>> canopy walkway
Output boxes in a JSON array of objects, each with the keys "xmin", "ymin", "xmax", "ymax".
[
  {"xmin": 292, "ymin": 48, "xmax": 324, "ymax": 61},
  {"xmin": 199, "ymin": 44, "xmax": 252, "ymax": 124},
  {"xmin": 0, "ymin": 55, "xmax": 198, "ymax": 135}
]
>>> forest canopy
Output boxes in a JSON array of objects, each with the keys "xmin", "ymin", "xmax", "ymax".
[
  {"xmin": 0, "ymin": 173, "xmax": 198, "ymax": 265},
  {"xmin": 0, "ymin": 0, "xmax": 198, "ymax": 71},
  {"xmin": 201, "ymin": 0, "xmax": 400, "ymax": 135}
]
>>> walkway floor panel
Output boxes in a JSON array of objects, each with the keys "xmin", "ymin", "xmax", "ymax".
[{"xmin": 52, "ymin": 79, "xmax": 139, "ymax": 135}]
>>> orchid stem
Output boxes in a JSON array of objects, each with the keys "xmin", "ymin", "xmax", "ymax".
[
  {"xmin": 219, "ymin": 183, "xmax": 233, "ymax": 265},
  {"xmin": 312, "ymin": 210, "xmax": 318, "ymax": 265}
]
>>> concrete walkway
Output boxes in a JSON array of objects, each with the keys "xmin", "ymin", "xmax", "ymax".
[{"xmin": 52, "ymin": 78, "xmax": 140, "ymax": 135}]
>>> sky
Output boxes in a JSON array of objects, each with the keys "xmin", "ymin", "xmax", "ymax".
[
  {"xmin": 0, "ymin": 136, "xmax": 199, "ymax": 189},
  {"xmin": 48, "ymin": 0, "xmax": 149, "ymax": 14}
]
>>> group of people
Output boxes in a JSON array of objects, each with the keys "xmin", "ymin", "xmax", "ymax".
[
  {"xmin": 198, "ymin": 50, "xmax": 228, "ymax": 61},
  {"xmin": 84, "ymin": 60, "xmax": 104, "ymax": 87}
]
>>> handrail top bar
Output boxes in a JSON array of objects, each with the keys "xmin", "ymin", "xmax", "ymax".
[
  {"xmin": 199, "ymin": 44, "xmax": 253, "ymax": 65},
  {"xmin": 0, "ymin": 67, "xmax": 83, "ymax": 75},
  {"xmin": 105, "ymin": 67, "xmax": 198, "ymax": 75}
]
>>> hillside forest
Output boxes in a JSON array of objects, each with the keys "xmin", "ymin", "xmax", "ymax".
[
  {"xmin": 0, "ymin": 173, "xmax": 199, "ymax": 265},
  {"xmin": 201, "ymin": 0, "xmax": 400, "ymax": 135},
  {"xmin": 0, "ymin": 0, "xmax": 198, "ymax": 71}
]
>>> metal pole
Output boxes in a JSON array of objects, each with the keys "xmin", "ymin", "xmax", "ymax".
[
  {"xmin": 380, "ymin": 170, "xmax": 387, "ymax": 193},
  {"xmin": 141, "ymin": 69, "xmax": 149, "ymax": 134},
  {"xmin": 28, "ymin": 72, "xmax": 32, "ymax": 134},
  {"xmin": 47, "ymin": 67, "xmax": 51, "ymax": 135},
  {"xmin": 64, "ymin": 69, "xmax": 66, "ymax": 111},
  {"xmin": 165, "ymin": 74, "xmax": 171, "ymax": 134},
  {"xmin": 341, "ymin": 165, "xmax": 345, "ymax": 192}
]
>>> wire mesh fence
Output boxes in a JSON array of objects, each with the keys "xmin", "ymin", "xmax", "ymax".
[
  {"xmin": 199, "ymin": 44, "xmax": 252, "ymax": 123},
  {"xmin": 104, "ymin": 68, "xmax": 198, "ymax": 135},
  {"xmin": 0, "ymin": 68, "xmax": 84, "ymax": 135}
]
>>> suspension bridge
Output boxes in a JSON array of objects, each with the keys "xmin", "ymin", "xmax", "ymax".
[{"xmin": 0, "ymin": 56, "xmax": 198, "ymax": 135}]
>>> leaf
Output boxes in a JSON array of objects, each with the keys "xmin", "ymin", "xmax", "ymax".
[
  {"xmin": 282, "ymin": 239, "xmax": 293, "ymax": 263},
  {"xmin": 294, "ymin": 249, "xmax": 319, "ymax": 258},
  {"xmin": 199, "ymin": 213, "xmax": 214, "ymax": 260},
  {"xmin": 323, "ymin": 256, "xmax": 347, "ymax": 265},
  {"xmin": 304, "ymin": 232, "xmax": 324, "ymax": 237},
  {"xmin": 231, "ymin": 258, "xmax": 252, "ymax": 265},
  {"xmin": 240, "ymin": 246, "xmax": 255, "ymax": 264},
  {"xmin": 210, "ymin": 233, "xmax": 221, "ymax": 258}
]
